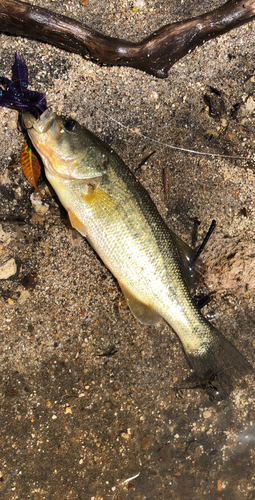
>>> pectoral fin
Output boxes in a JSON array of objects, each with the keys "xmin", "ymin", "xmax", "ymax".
[
  {"xmin": 119, "ymin": 283, "xmax": 162, "ymax": 325},
  {"xmin": 81, "ymin": 186, "xmax": 116, "ymax": 213}
]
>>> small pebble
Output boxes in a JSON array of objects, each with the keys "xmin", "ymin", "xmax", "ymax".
[
  {"xmin": 30, "ymin": 192, "xmax": 49, "ymax": 216},
  {"xmin": 0, "ymin": 258, "xmax": 17, "ymax": 279},
  {"xmin": 120, "ymin": 432, "xmax": 129, "ymax": 440},
  {"xmin": 17, "ymin": 287, "xmax": 30, "ymax": 305},
  {"xmin": 203, "ymin": 410, "xmax": 212, "ymax": 419},
  {"xmin": 135, "ymin": 0, "xmax": 146, "ymax": 7}
]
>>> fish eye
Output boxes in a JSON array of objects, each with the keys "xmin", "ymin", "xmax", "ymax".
[{"xmin": 63, "ymin": 119, "xmax": 78, "ymax": 132}]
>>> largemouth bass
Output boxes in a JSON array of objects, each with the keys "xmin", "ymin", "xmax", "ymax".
[{"xmin": 23, "ymin": 109, "xmax": 253, "ymax": 399}]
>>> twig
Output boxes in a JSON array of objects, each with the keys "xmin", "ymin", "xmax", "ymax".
[{"xmin": 0, "ymin": 0, "xmax": 255, "ymax": 78}]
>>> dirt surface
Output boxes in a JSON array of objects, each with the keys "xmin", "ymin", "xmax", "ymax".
[{"xmin": 0, "ymin": 1, "xmax": 255, "ymax": 499}]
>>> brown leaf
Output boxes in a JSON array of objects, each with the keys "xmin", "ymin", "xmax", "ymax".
[{"xmin": 20, "ymin": 142, "xmax": 42, "ymax": 195}]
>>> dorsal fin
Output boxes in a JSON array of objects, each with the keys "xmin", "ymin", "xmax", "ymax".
[{"xmin": 169, "ymin": 229, "xmax": 205, "ymax": 289}]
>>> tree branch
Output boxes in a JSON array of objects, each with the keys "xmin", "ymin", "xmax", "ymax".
[{"xmin": 0, "ymin": 0, "xmax": 255, "ymax": 78}]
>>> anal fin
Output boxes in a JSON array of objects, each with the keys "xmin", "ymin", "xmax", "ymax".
[{"xmin": 119, "ymin": 283, "xmax": 162, "ymax": 325}]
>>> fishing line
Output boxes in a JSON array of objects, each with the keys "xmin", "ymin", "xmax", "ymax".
[{"xmin": 99, "ymin": 110, "xmax": 254, "ymax": 161}]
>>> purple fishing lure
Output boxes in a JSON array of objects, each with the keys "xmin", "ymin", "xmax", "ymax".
[{"xmin": 0, "ymin": 52, "xmax": 47, "ymax": 116}]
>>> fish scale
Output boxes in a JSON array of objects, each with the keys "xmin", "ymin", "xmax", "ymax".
[{"xmin": 22, "ymin": 109, "xmax": 253, "ymax": 399}]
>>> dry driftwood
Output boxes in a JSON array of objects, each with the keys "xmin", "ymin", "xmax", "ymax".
[{"xmin": 0, "ymin": 0, "xmax": 255, "ymax": 78}]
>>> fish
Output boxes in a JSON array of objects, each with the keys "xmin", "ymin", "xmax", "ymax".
[{"xmin": 22, "ymin": 108, "xmax": 253, "ymax": 400}]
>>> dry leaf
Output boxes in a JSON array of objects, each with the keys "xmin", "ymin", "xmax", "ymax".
[{"xmin": 20, "ymin": 142, "xmax": 42, "ymax": 195}]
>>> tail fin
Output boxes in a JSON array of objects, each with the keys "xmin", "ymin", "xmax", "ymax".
[{"xmin": 186, "ymin": 327, "xmax": 253, "ymax": 400}]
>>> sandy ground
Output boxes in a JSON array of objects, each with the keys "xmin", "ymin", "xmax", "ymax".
[{"xmin": 0, "ymin": 0, "xmax": 255, "ymax": 499}]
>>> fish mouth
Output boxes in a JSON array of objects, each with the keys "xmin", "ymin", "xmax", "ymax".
[
  {"xmin": 22, "ymin": 108, "xmax": 57, "ymax": 133},
  {"xmin": 22, "ymin": 112, "xmax": 36, "ymax": 130}
]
